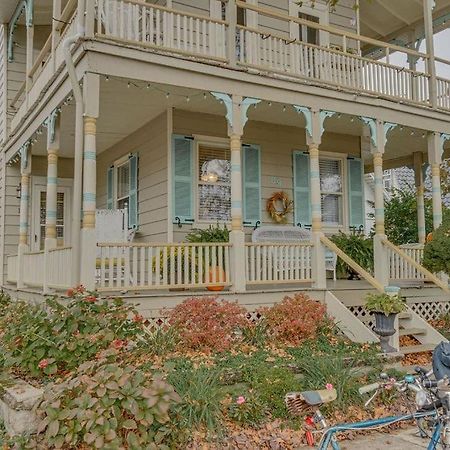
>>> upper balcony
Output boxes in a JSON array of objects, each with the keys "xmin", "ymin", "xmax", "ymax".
[{"xmin": 4, "ymin": 0, "xmax": 450, "ymax": 141}]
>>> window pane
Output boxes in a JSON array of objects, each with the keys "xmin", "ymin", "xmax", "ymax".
[
  {"xmin": 319, "ymin": 159, "xmax": 342, "ymax": 193},
  {"xmin": 199, "ymin": 147, "xmax": 231, "ymax": 183},
  {"xmin": 199, "ymin": 184, "xmax": 231, "ymax": 221},
  {"xmin": 117, "ymin": 162, "xmax": 130, "ymax": 199},
  {"xmin": 321, "ymin": 194, "xmax": 342, "ymax": 225},
  {"xmin": 118, "ymin": 198, "xmax": 129, "ymax": 210}
]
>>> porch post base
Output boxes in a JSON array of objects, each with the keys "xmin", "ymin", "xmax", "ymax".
[
  {"xmin": 43, "ymin": 239, "xmax": 57, "ymax": 294},
  {"xmin": 373, "ymin": 234, "xmax": 389, "ymax": 289},
  {"xmin": 312, "ymin": 232, "xmax": 326, "ymax": 289},
  {"xmin": 80, "ymin": 228, "xmax": 97, "ymax": 290},
  {"xmin": 229, "ymin": 230, "xmax": 246, "ymax": 292},
  {"xmin": 17, "ymin": 244, "xmax": 29, "ymax": 290}
]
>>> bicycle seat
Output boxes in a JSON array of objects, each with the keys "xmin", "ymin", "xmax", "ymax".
[{"xmin": 285, "ymin": 389, "xmax": 337, "ymax": 415}]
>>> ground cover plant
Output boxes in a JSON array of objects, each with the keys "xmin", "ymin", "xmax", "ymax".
[{"xmin": 0, "ymin": 291, "xmax": 406, "ymax": 448}]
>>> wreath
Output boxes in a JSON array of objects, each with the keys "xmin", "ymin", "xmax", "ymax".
[{"xmin": 267, "ymin": 191, "xmax": 294, "ymax": 223}]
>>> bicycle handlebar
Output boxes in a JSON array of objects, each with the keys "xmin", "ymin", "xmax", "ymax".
[{"xmin": 358, "ymin": 382, "xmax": 380, "ymax": 395}]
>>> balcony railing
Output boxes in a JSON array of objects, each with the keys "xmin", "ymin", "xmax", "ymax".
[{"xmin": 8, "ymin": 0, "xmax": 450, "ymax": 134}]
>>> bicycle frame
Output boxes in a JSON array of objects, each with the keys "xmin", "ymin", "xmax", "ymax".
[{"xmin": 318, "ymin": 410, "xmax": 437, "ymax": 450}]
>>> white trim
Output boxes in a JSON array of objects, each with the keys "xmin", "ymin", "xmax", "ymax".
[
  {"xmin": 167, "ymin": 107, "xmax": 174, "ymax": 242},
  {"xmin": 30, "ymin": 176, "xmax": 73, "ymax": 251},
  {"xmin": 288, "ymin": 0, "xmax": 329, "ymax": 46}
]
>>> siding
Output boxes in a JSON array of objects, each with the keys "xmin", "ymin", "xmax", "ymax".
[
  {"xmin": 97, "ymin": 112, "xmax": 169, "ymax": 242},
  {"xmin": 0, "ymin": 24, "xmax": 6, "ymax": 144},
  {"xmin": 172, "ymin": 109, "xmax": 361, "ymax": 241}
]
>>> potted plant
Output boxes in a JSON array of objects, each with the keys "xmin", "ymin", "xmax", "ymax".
[
  {"xmin": 365, "ymin": 292, "xmax": 406, "ymax": 353},
  {"xmin": 186, "ymin": 224, "xmax": 229, "ymax": 291}
]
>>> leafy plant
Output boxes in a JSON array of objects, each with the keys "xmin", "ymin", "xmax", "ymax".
[
  {"xmin": 168, "ymin": 367, "xmax": 225, "ymax": 438},
  {"xmin": 259, "ymin": 294, "xmax": 327, "ymax": 345},
  {"xmin": 186, "ymin": 224, "xmax": 229, "ymax": 243},
  {"xmin": 33, "ymin": 354, "xmax": 180, "ymax": 449},
  {"xmin": 141, "ymin": 325, "xmax": 180, "ymax": 357},
  {"xmin": 331, "ymin": 230, "xmax": 373, "ymax": 278},
  {"xmin": 0, "ymin": 287, "xmax": 144, "ymax": 378},
  {"xmin": 423, "ymin": 209, "xmax": 450, "ymax": 276},
  {"xmin": 227, "ymin": 392, "xmax": 268, "ymax": 427},
  {"xmin": 365, "ymin": 293, "xmax": 406, "ymax": 316},
  {"xmin": 241, "ymin": 320, "xmax": 268, "ymax": 347},
  {"xmin": 167, "ymin": 297, "xmax": 248, "ymax": 352}
]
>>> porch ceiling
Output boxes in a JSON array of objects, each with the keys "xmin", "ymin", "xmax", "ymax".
[{"xmin": 29, "ymin": 78, "xmax": 429, "ymax": 166}]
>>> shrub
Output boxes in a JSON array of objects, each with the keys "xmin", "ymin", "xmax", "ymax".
[
  {"xmin": 0, "ymin": 287, "xmax": 144, "ymax": 377},
  {"xmin": 167, "ymin": 297, "xmax": 248, "ymax": 352},
  {"xmin": 423, "ymin": 210, "xmax": 450, "ymax": 276},
  {"xmin": 259, "ymin": 294, "xmax": 327, "ymax": 345},
  {"xmin": 185, "ymin": 224, "xmax": 229, "ymax": 243},
  {"xmin": 33, "ymin": 355, "xmax": 180, "ymax": 449},
  {"xmin": 365, "ymin": 293, "xmax": 406, "ymax": 315},
  {"xmin": 168, "ymin": 367, "xmax": 225, "ymax": 438}
]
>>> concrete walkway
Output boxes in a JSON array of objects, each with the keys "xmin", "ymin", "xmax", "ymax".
[{"xmin": 341, "ymin": 428, "xmax": 429, "ymax": 449}]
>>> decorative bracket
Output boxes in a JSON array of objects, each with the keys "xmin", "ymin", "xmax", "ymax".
[
  {"xmin": 20, "ymin": 141, "xmax": 31, "ymax": 172},
  {"xmin": 241, "ymin": 97, "xmax": 261, "ymax": 129},
  {"xmin": 360, "ymin": 117, "xmax": 377, "ymax": 147},
  {"xmin": 293, "ymin": 106, "xmax": 312, "ymax": 138},
  {"xmin": 383, "ymin": 122, "xmax": 398, "ymax": 145},
  {"xmin": 319, "ymin": 110, "xmax": 337, "ymax": 138},
  {"xmin": 7, "ymin": 0, "xmax": 34, "ymax": 62},
  {"xmin": 44, "ymin": 108, "xmax": 59, "ymax": 144},
  {"xmin": 211, "ymin": 92, "xmax": 233, "ymax": 128}
]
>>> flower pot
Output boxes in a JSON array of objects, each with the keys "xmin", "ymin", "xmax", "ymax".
[
  {"xmin": 206, "ymin": 266, "xmax": 225, "ymax": 292},
  {"xmin": 372, "ymin": 312, "xmax": 397, "ymax": 354}
]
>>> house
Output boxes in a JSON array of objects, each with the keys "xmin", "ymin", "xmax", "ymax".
[{"xmin": 0, "ymin": 0, "xmax": 449, "ymax": 353}]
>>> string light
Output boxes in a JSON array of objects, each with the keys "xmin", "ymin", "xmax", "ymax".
[{"xmin": 282, "ymin": 105, "xmax": 286, "ymax": 112}]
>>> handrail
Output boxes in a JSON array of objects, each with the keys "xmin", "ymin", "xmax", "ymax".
[
  {"xmin": 321, "ymin": 235, "xmax": 384, "ymax": 293},
  {"xmin": 9, "ymin": 82, "xmax": 26, "ymax": 109},
  {"xmin": 28, "ymin": 34, "xmax": 52, "ymax": 78},
  {"xmin": 97, "ymin": 242, "xmax": 232, "ymax": 247},
  {"xmin": 245, "ymin": 242, "xmax": 313, "ymax": 247},
  {"xmin": 382, "ymin": 239, "xmax": 450, "ymax": 294},
  {"xmin": 48, "ymin": 245, "xmax": 73, "ymax": 252},
  {"xmin": 236, "ymin": 24, "xmax": 429, "ymax": 77},
  {"xmin": 235, "ymin": 0, "xmax": 428, "ymax": 60},
  {"xmin": 119, "ymin": 0, "xmax": 229, "ymax": 26},
  {"xmin": 56, "ymin": 0, "xmax": 78, "ymax": 32}
]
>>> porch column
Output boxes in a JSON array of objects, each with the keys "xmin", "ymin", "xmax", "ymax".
[
  {"xmin": 80, "ymin": 73, "xmax": 100, "ymax": 290},
  {"xmin": 413, "ymin": 152, "xmax": 426, "ymax": 244},
  {"xmin": 17, "ymin": 143, "xmax": 32, "ymax": 289},
  {"xmin": 428, "ymin": 132, "xmax": 443, "ymax": 229},
  {"xmin": 423, "ymin": 0, "xmax": 437, "ymax": 108}
]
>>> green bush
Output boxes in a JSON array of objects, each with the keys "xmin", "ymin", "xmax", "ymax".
[
  {"xmin": 365, "ymin": 293, "xmax": 406, "ymax": 316},
  {"xmin": 33, "ymin": 355, "xmax": 180, "ymax": 449},
  {"xmin": 0, "ymin": 287, "xmax": 144, "ymax": 377},
  {"xmin": 185, "ymin": 224, "xmax": 229, "ymax": 243},
  {"xmin": 331, "ymin": 231, "xmax": 373, "ymax": 278},
  {"xmin": 423, "ymin": 210, "xmax": 450, "ymax": 276}
]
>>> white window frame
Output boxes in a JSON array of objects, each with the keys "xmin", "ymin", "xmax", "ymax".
[
  {"xmin": 289, "ymin": 1, "xmax": 329, "ymax": 46},
  {"xmin": 210, "ymin": 0, "xmax": 258, "ymax": 27},
  {"xmin": 113, "ymin": 154, "xmax": 131, "ymax": 209},
  {"xmin": 317, "ymin": 151, "xmax": 348, "ymax": 232},
  {"xmin": 194, "ymin": 136, "xmax": 232, "ymax": 225}
]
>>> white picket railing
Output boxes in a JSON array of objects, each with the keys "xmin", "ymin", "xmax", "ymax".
[
  {"xmin": 96, "ymin": 242, "xmax": 231, "ymax": 290},
  {"xmin": 237, "ymin": 27, "xmax": 430, "ymax": 105},
  {"xmin": 46, "ymin": 246, "xmax": 73, "ymax": 289},
  {"xmin": 245, "ymin": 243, "xmax": 313, "ymax": 285},
  {"xmin": 437, "ymin": 77, "xmax": 450, "ymax": 110},
  {"xmin": 6, "ymin": 254, "xmax": 18, "ymax": 283},
  {"xmin": 389, "ymin": 243, "xmax": 426, "ymax": 281},
  {"xmin": 96, "ymin": 0, "xmax": 228, "ymax": 61},
  {"xmin": 22, "ymin": 251, "xmax": 46, "ymax": 288}
]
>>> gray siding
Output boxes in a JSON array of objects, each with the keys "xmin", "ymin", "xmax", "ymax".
[{"xmin": 97, "ymin": 112, "xmax": 169, "ymax": 242}]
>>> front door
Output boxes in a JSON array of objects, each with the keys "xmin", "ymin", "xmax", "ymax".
[{"xmin": 31, "ymin": 177, "xmax": 72, "ymax": 251}]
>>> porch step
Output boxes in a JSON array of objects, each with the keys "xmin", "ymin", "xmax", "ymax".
[
  {"xmin": 400, "ymin": 344, "xmax": 436, "ymax": 355},
  {"xmin": 399, "ymin": 312, "xmax": 412, "ymax": 320},
  {"xmin": 399, "ymin": 327, "xmax": 427, "ymax": 336}
]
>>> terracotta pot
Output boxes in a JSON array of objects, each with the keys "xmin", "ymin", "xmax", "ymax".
[{"xmin": 206, "ymin": 266, "xmax": 226, "ymax": 291}]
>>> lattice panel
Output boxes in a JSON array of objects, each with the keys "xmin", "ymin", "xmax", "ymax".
[
  {"xmin": 409, "ymin": 301, "xmax": 450, "ymax": 321},
  {"xmin": 348, "ymin": 305, "xmax": 375, "ymax": 329}
]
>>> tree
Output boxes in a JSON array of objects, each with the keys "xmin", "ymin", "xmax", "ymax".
[
  {"xmin": 441, "ymin": 159, "xmax": 450, "ymax": 196},
  {"xmin": 423, "ymin": 210, "xmax": 450, "ymax": 276}
]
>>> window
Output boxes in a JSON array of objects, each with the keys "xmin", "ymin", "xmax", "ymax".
[
  {"xmin": 197, "ymin": 146, "xmax": 231, "ymax": 222},
  {"xmin": 116, "ymin": 159, "xmax": 130, "ymax": 210},
  {"xmin": 319, "ymin": 158, "xmax": 343, "ymax": 225},
  {"xmin": 38, "ymin": 191, "xmax": 66, "ymax": 250},
  {"xmin": 298, "ymin": 13, "xmax": 319, "ymax": 45}
]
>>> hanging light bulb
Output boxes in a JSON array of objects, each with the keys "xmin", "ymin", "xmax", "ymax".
[
  {"xmin": 146, "ymin": 84, "xmax": 150, "ymax": 89},
  {"xmin": 166, "ymin": 92, "xmax": 170, "ymax": 99},
  {"xmin": 127, "ymin": 81, "xmax": 131, "ymax": 88},
  {"xmin": 203, "ymin": 93, "xmax": 207, "ymax": 100},
  {"xmin": 186, "ymin": 96, "xmax": 190, "ymax": 102},
  {"xmin": 283, "ymin": 105, "xmax": 286, "ymax": 112}
]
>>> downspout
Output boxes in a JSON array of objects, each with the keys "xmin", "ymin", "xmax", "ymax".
[{"xmin": 63, "ymin": 0, "xmax": 86, "ymax": 285}]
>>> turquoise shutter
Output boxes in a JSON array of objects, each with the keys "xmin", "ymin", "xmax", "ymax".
[
  {"xmin": 172, "ymin": 135, "xmax": 194, "ymax": 224},
  {"xmin": 106, "ymin": 166, "xmax": 114, "ymax": 209},
  {"xmin": 128, "ymin": 153, "xmax": 139, "ymax": 229},
  {"xmin": 347, "ymin": 157, "xmax": 365, "ymax": 230},
  {"xmin": 293, "ymin": 151, "xmax": 311, "ymax": 227},
  {"xmin": 242, "ymin": 144, "xmax": 261, "ymax": 227}
]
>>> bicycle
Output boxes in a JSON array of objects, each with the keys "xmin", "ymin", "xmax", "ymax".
[{"xmin": 285, "ymin": 368, "xmax": 449, "ymax": 449}]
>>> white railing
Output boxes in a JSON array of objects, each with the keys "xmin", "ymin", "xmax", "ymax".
[
  {"xmin": 22, "ymin": 251, "xmax": 46, "ymax": 288},
  {"xmin": 96, "ymin": 0, "xmax": 228, "ymax": 61},
  {"xmin": 437, "ymin": 77, "xmax": 450, "ymax": 110},
  {"xmin": 245, "ymin": 243, "xmax": 313, "ymax": 285},
  {"xmin": 46, "ymin": 246, "xmax": 73, "ymax": 289},
  {"xmin": 6, "ymin": 254, "xmax": 18, "ymax": 283},
  {"xmin": 237, "ymin": 27, "xmax": 429, "ymax": 105},
  {"xmin": 389, "ymin": 243, "xmax": 426, "ymax": 281},
  {"xmin": 96, "ymin": 242, "xmax": 231, "ymax": 290}
]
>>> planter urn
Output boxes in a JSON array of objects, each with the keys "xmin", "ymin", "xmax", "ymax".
[{"xmin": 372, "ymin": 312, "xmax": 397, "ymax": 353}]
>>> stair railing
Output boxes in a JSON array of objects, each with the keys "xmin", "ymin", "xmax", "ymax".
[
  {"xmin": 320, "ymin": 235, "xmax": 384, "ymax": 293},
  {"xmin": 382, "ymin": 239, "xmax": 450, "ymax": 295}
]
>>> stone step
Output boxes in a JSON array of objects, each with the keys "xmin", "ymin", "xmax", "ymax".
[
  {"xmin": 399, "ymin": 312, "xmax": 412, "ymax": 320},
  {"xmin": 399, "ymin": 327, "xmax": 427, "ymax": 336},
  {"xmin": 400, "ymin": 344, "xmax": 436, "ymax": 355}
]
